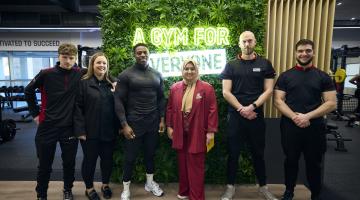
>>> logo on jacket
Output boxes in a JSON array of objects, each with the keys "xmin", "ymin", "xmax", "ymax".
[
  {"xmin": 196, "ymin": 93, "xmax": 202, "ymax": 99},
  {"xmin": 253, "ymin": 68, "xmax": 261, "ymax": 72}
]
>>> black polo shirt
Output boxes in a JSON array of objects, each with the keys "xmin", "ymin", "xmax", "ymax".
[
  {"xmin": 275, "ymin": 66, "xmax": 335, "ymax": 122},
  {"xmin": 220, "ymin": 55, "xmax": 276, "ymax": 111}
]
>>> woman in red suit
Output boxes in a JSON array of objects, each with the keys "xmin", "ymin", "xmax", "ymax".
[{"xmin": 166, "ymin": 59, "xmax": 218, "ymax": 200}]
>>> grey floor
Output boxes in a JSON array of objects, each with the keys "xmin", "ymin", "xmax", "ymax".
[{"xmin": 0, "ymin": 109, "xmax": 359, "ymax": 200}]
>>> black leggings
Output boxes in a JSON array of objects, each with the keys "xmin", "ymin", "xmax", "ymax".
[
  {"xmin": 226, "ymin": 111, "xmax": 267, "ymax": 186},
  {"xmin": 122, "ymin": 131, "xmax": 159, "ymax": 182},
  {"xmin": 80, "ymin": 139, "xmax": 115, "ymax": 189}
]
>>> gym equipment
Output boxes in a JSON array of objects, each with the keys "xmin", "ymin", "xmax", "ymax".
[
  {"xmin": 332, "ymin": 45, "xmax": 360, "ymax": 116},
  {"xmin": 12, "ymin": 106, "xmax": 32, "ymax": 123},
  {"xmin": 326, "ymin": 122, "xmax": 352, "ymax": 152},
  {"xmin": 0, "ymin": 119, "xmax": 17, "ymax": 144},
  {"xmin": 78, "ymin": 45, "xmax": 101, "ymax": 68},
  {"xmin": 334, "ymin": 68, "xmax": 346, "ymax": 83},
  {"xmin": 342, "ymin": 113, "xmax": 360, "ymax": 127},
  {"xmin": 0, "ymin": 97, "xmax": 19, "ymax": 144}
]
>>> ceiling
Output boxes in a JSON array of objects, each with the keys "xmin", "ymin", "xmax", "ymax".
[
  {"xmin": 0, "ymin": 0, "xmax": 358, "ymax": 25},
  {"xmin": 0, "ymin": 0, "xmax": 358, "ymax": 45},
  {"xmin": 334, "ymin": 0, "xmax": 360, "ymax": 20},
  {"xmin": 0, "ymin": 0, "xmax": 99, "ymax": 13}
]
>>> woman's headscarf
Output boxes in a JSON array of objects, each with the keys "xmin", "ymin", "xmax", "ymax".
[{"xmin": 181, "ymin": 58, "xmax": 199, "ymax": 113}]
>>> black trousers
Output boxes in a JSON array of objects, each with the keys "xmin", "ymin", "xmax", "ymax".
[
  {"xmin": 355, "ymin": 88, "xmax": 360, "ymax": 113},
  {"xmin": 35, "ymin": 125, "xmax": 78, "ymax": 198},
  {"xmin": 226, "ymin": 111, "xmax": 267, "ymax": 186},
  {"xmin": 280, "ymin": 118, "xmax": 326, "ymax": 197},
  {"xmin": 80, "ymin": 139, "xmax": 115, "ymax": 189},
  {"xmin": 122, "ymin": 129, "xmax": 159, "ymax": 182}
]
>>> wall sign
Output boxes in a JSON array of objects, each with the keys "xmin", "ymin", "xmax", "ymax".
[
  {"xmin": 0, "ymin": 40, "xmax": 60, "ymax": 47},
  {"xmin": 149, "ymin": 49, "xmax": 226, "ymax": 77},
  {"xmin": 133, "ymin": 27, "xmax": 230, "ymax": 47}
]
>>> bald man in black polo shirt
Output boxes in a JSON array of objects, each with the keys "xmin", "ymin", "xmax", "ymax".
[
  {"xmin": 274, "ymin": 39, "xmax": 336, "ymax": 200},
  {"xmin": 220, "ymin": 31, "xmax": 278, "ymax": 200}
]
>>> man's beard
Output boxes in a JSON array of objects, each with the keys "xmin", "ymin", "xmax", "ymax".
[
  {"xmin": 242, "ymin": 48, "xmax": 254, "ymax": 55},
  {"xmin": 296, "ymin": 57, "xmax": 313, "ymax": 66}
]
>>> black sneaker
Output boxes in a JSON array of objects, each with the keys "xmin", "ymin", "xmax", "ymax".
[
  {"xmin": 311, "ymin": 195, "xmax": 322, "ymax": 200},
  {"xmin": 36, "ymin": 194, "xmax": 47, "ymax": 200},
  {"xmin": 85, "ymin": 189, "xmax": 100, "ymax": 200},
  {"xmin": 101, "ymin": 186, "xmax": 113, "ymax": 199},
  {"xmin": 281, "ymin": 190, "xmax": 294, "ymax": 200},
  {"xmin": 63, "ymin": 190, "xmax": 74, "ymax": 200}
]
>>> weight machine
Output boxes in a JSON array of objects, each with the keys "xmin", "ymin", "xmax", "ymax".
[
  {"xmin": 332, "ymin": 45, "xmax": 360, "ymax": 117},
  {"xmin": 78, "ymin": 45, "xmax": 101, "ymax": 68}
]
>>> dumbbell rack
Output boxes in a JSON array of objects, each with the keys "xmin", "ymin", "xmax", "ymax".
[{"xmin": 326, "ymin": 122, "xmax": 352, "ymax": 152}]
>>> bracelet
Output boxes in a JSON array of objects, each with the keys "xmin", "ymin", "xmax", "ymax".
[{"xmin": 252, "ymin": 102, "xmax": 257, "ymax": 109}]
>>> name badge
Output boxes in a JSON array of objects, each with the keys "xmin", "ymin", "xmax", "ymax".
[{"xmin": 253, "ymin": 68, "xmax": 261, "ymax": 72}]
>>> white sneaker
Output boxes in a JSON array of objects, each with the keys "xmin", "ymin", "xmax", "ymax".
[
  {"xmin": 259, "ymin": 186, "xmax": 278, "ymax": 200},
  {"xmin": 145, "ymin": 181, "xmax": 164, "ymax": 197},
  {"xmin": 177, "ymin": 194, "xmax": 189, "ymax": 199},
  {"xmin": 121, "ymin": 190, "xmax": 130, "ymax": 200},
  {"xmin": 221, "ymin": 185, "xmax": 235, "ymax": 200}
]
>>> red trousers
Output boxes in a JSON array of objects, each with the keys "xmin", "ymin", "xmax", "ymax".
[{"xmin": 177, "ymin": 135, "xmax": 206, "ymax": 200}]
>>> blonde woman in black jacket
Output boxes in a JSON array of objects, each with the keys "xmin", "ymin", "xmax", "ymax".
[{"xmin": 74, "ymin": 52, "xmax": 118, "ymax": 200}]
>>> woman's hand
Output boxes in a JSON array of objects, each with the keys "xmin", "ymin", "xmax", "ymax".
[
  {"xmin": 167, "ymin": 127, "xmax": 173, "ymax": 140},
  {"xmin": 206, "ymin": 132, "xmax": 214, "ymax": 145},
  {"xmin": 78, "ymin": 135, "xmax": 86, "ymax": 141}
]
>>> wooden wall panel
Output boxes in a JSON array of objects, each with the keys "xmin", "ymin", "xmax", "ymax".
[{"xmin": 265, "ymin": 0, "xmax": 336, "ymax": 117}]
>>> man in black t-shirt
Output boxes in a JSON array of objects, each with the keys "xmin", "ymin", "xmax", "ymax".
[
  {"xmin": 274, "ymin": 39, "xmax": 336, "ymax": 200},
  {"xmin": 220, "ymin": 31, "xmax": 278, "ymax": 200}
]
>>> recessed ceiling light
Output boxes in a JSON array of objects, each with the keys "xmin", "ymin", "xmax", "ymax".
[
  {"xmin": 351, "ymin": 17, "xmax": 356, "ymax": 20},
  {"xmin": 337, "ymin": 2, "xmax": 342, "ymax": 6}
]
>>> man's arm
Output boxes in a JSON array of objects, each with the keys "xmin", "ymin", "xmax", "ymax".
[
  {"xmin": 254, "ymin": 78, "xmax": 274, "ymax": 107},
  {"xmin": 114, "ymin": 73, "xmax": 135, "ymax": 139},
  {"xmin": 349, "ymin": 75, "xmax": 359, "ymax": 85},
  {"xmin": 114, "ymin": 75, "xmax": 128, "ymax": 128},
  {"xmin": 73, "ymin": 81, "xmax": 86, "ymax": 139},
  {"xmin": 222, "ymin": 79, "xmax": 242, "ymax": 110},
  {"xmin": 274, "ymin": 89, "xmax": 297, "ymax": 119},
  {"xmin": 305, "ymin": 90, "xmax": 337, "ymax": 119},
  {"xmin": 157, "ymin": 75, "xmax": 166, "ymax": 133},
  {"xmin": 24, "ymin": 70, "xmax": 43, "ymax": 121},
  {"xmin": 240, "ymin": 78, "xmax": 274, "ymax": 116},
  {"xmin": 166, "ymin": 87, "xmax": 174, "ymax": 139}
]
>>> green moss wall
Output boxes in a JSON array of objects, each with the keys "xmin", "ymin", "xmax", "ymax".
[{"xmin": 99, "ymin": 0, "xmax": 267, "ymax": 184}]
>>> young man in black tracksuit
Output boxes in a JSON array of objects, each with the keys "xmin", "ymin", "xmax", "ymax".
[
  {"xmin": 274, "ymin": 39, "xmax": 336, "ymax": 200},
  {"xmin": 25, "ymin": 43, "xmax": 83, "ymax": 200}
]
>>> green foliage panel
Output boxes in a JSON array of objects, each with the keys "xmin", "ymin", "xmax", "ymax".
[{"xmin": 100, "ymin": 0, "xmax": 267, "ymax": 184}]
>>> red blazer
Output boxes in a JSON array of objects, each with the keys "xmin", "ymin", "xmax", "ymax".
[{"xmin": 166, "ymin": 80, "xmax": 218, "ymax": 153}]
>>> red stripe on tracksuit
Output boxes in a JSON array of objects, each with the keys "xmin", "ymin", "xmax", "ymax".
[{"xmin": 39, "ymin": 86, "xmax": 47, "ymax": 123}]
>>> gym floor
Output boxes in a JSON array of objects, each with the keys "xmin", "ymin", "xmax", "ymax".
[{"xmin": 0, "ymin": 109, "xmax": 359, "ymax": 200}]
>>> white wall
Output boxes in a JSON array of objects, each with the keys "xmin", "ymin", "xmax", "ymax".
[{"xmin": 0, "ymin": 31, "xmax": 102, "ymax": 51}]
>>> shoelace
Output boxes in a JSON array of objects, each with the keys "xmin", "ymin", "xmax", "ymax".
[{"xmin": 64, "ymin": 191, "xmax": 72, "ymax": 199}]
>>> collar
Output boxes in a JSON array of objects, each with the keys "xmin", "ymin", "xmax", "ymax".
[
  {"xmin": 55, "ymin": 62, "xmax": 78, "ymax": 72},
  {"xmin": 294, "ymin": 64, "xmax": 315, "ymax": 71},
  {"xmin": 89, "ymin": 76, "xmax": 110, "ymax": 87},
  {"xmin": 182, "ymin": 79, "xmax": 198, "ymax": 87},
  {"xmin": 237, "ymin": 53, "xmax": 257, "ymax": 60},
  {"xmin": 134, "ymin": 63, "xmax": 149, "ymax": 71}
]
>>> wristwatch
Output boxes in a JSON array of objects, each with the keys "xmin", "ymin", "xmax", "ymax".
[{"xmin": 252, "ymin": 102, "xmax": 257, "ymax": 109}]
